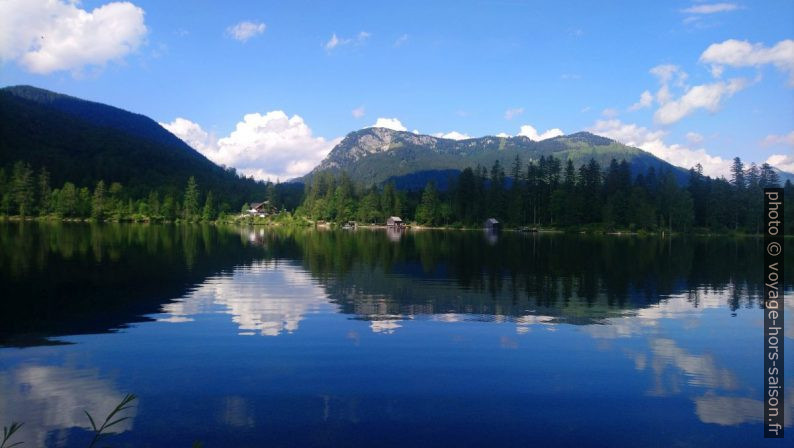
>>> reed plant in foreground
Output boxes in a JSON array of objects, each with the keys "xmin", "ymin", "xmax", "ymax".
[{"xmin": 1, "ymin": 423, "xmax": 24, "ymax": 448}]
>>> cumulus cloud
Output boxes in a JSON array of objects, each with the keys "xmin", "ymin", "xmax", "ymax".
[
  {"xmin": 766, "ymin": 154, "xmax": 794, "ymax": 173},
  {"xmin": 325, "ymin": 31, "xmax": 370, "ymax": 51},
  {"xmin": 589, "ymin": 119, "xmax": 731, "ymax": 177},
  {"xmin": 370, "ymin": 117, "xmax": 407, "ymax": 131},
  {"xmin": 700, "ymin": 39, "xmax": 794, "ymax": 85},
  {"xmin": 517, "ymin": 125, "xmax": 564, "ymax": 141},
  {"xmin": 629, "ymin": 90, "xmax": 654, "ymax": 111},
  {"xmin": 434, "ymin": 131, "xmax": 471, "ymax": 140},
  {"xmin": 226, "ymin": 21, "xmax": 266, "ymax": 42},
  {"xmin": 351, "ymin": 106, "xmax": 365, "ymax": 118},
  {"xmin": 761, "ymin": 131, "xmax": 794, "ymax": 147},
  {"xmin": 654, "ymin": 77, "xmax": 748, "ymax": 125},
  {"xmin": 0, "ymin": 0, "xmax": 147, "ymax": 75},
  {"xmin": 681, "ymin": 3, "xmax": 739, "ymax": 14},
  {"xmin": 504, "ymin": 107, "xmax": 524, "ymax": 120},
  {"xmin": 161, "ymin": 112, "xmax": 339, "ymax": 181},
  {"xmin": 160, "ymin": 117, "xmax": 217, "ymax": 153}
]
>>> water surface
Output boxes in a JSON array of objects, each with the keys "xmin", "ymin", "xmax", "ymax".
[{"xmin": 1, "ymin": 223, "xmax": 792, "ymax": 447}]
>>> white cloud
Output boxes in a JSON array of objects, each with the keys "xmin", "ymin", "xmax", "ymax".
[
  {"xmin": 160, "ymin": 117, "xmax": 217, "ymax": 153},
  {"xmin": 654, "ymin": 78, "xmax": 748, "ymax": 125},
  {"xmin": 394, "ymin": 34, "xmax": 408, "ymax": 47},
  {"xmin": 766, "ymin": 154, "xmax": 794, "ymax": 173},
  {"xmin": 161, "ymin": 112, "xmax": 339, "ymax": 181},
  {"xmin": 650, "ymin": 64, "xmax": 687, "ymax": 85},
  {"xmin": 762, "ymin": 131, "xmax": 794, "ymax": 147},
  {"xmin": 325, "ymin": 33, "xmax": 342, "ymax": 50},
  {"xmin": 496, "ymin": 132, "xmax": 511, "ymax": 138},
  {"xmin": 226, "ymin": 21, "xmax": 266, "ymax": 42},
  {"xmin": 650, "ymin": 64, "xmax": 689, "ymax": 104},
  {"xmin": 325, "ymin": 31, "xmax": 370, "ymax": 51},
  {"xmin": 589, "ymin": 118, "xmax": 731, "ymax": 177},
  {"xmin": 351, "ymin": 106, "xmax": 365, "ymax": 118},
  {"xmin": 517, "ymin": 125, "xmax": 564, "ymax": 141},
  {"xmin": 686, "ymin": 132, "xmax": 704, "ymax": 144},
  {"xmin": 629, "ymin": 90, "xmax": 654, "ymax": 111},
  {"xmin": 504, "ymin": 107, "xmax": 524, "ymax": 120},
  {"xmin": 0, "ymin": 0, "xmax": 147, "ymax": 75},
  {"xmin": 700, "ymin": 39, "xmax": 794, "ymax": 86},
  {"xmin": 370, "ymin": 117, "xmax": 407, "ymax": 131},
  {"xmin": 681, "ymin": 3, "xmax": 739, "ymax": 14},
  {"xmin": 434, "ymin": 131, "xmax": 471, "ymax": 140}
]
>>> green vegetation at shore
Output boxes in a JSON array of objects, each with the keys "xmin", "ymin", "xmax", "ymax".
[
  {"xmin": 0, "ymin": 160, "xmax": 300, "ymax": 223},
  {"xmin": 299, "ymin": 155, "xmax": 794, "ymax": 235},
  {"xmin": 3, "ymin": 155, "xmax": 793, "ymax": 235}
]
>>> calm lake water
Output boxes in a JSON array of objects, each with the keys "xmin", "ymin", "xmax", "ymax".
[{"xmin": 1, "ymin": 222, "xmax": 792, "ymax": 447}]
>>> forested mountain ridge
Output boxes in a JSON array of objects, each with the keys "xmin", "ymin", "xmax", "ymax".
[
  {"xmin": 0, "ymin": 85, "xmax": 269, "ymax": 204},
  {"xmin": 298, "ymin": 127, "xmax": 690, "ymax": 186}
]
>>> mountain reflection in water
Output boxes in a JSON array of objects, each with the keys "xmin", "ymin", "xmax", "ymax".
[{"xmin": 0, "ymin": 222, "xmax": 791, "ymax": 447}]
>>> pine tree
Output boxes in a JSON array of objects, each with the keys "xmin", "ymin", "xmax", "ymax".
[
  {"xmin": 183, "ymin": 176, "xmax": 200, "ymax": 221},
  {"xmin": 416, "ymin": 181, "xmax": 440, "ymax": 225},
  {"xmin": 202, "ymin": 191, "xmax": 215, "ymax": 221},
  {"xmin": 92, "ymin": 180, "xmax": 106, "ymax": 220},
  {"xmin": 162, "ymin": 195, "xmax": 176, "ymax": 220},
  {"xmin": 11, "ymin": 161, "xmax": 34, "ymax": 217},
  {"xmin": 109, "ymin": 182, "xmax": 124, "ymax": 218},
  {"xmin": 760, "ymin": 163, "xmax": 780, "ymax": 187},
  {"xmin": 730, "ymin": 157, "xmax": 745, "ymax": 189},
  {"xmin": 37, "ymin": 167, "xmax": 52, "ymax": 216}
]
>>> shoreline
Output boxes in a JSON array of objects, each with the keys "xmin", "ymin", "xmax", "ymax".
[{"xmin": 0, "ymin": 215, "xmax": 783, "ymax": 237}]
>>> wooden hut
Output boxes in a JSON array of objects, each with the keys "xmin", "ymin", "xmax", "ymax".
[
  {"xmin": 386, "ymin": 216, "xmax": 404, "ymax": 228},
  {"xmin": 484, "ymin": 218, "xmax": 501, "ymax": 231}
]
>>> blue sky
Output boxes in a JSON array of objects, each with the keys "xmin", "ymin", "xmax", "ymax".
[{"xmin": 1, "ymin": 0, "xmax": 793, "ymax": 180}]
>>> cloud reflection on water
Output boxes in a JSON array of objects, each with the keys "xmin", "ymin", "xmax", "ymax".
[{"xmin": 0, "ymin": 365, "xmax": 135, "ymax": 447}]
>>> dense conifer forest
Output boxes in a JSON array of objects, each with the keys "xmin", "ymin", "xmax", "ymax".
[
  {"xmin": 298, "ymin": 155, "xmax": 794, "ymax": 234},
  {"xmin": 2, "ymin": 154, "xmax": 792, "ymax": 234}
]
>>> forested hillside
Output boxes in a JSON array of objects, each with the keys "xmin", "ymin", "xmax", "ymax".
[
  {"xmin": 0, "ymin": 86, "xmax": 304, "ymax": 219},
  {"xmin": 0, "ymin": 86, "xmax": 270, "ymax": 206}
]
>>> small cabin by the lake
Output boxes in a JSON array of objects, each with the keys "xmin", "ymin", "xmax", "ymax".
[
  {"xmin": 247, "ymin": 201, "xmax": 276, "ymax": 217},
  {"xmin": 485, "ymin": 218, "xmax": 501, "ymax": 231},
  {"xmin": 386, "ymin": 216, "xmax": 404, "ymax": 228}
]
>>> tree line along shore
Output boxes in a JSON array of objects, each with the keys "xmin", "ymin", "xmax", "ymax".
[{"xmin": 2, "ymin": 156, "xmax": 793, "ymax": 235}]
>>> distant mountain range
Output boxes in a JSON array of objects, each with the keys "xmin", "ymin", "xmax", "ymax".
[
  {"xmin": 2, "ymin": 85, "xmax": 790, "ymax": 200},
  {"xmin": 0, "ymin": 85, "xmax": 270, "ymax": 204},
  {"xmin": 299, "ymin": 126, "xmax": 794, "ymax": 189},
  {"xmin": 297, "ymin": 127, "xmax": 691, "ymax": 187}
]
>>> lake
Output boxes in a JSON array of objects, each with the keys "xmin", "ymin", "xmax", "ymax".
[{"xmin": 1, "ymin": 222, "xmax": 791, "ymax": 447}]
